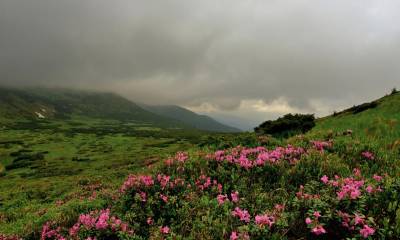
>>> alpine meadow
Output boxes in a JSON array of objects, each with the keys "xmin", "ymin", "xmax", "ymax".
[{"xmin": 1, "ymin": 1, "xmax": 400, "ymax": 240}]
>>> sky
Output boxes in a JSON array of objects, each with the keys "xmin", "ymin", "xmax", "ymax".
[{"xmin": 1, "ymin": 0, "xmax": 400, "ymax": 130}]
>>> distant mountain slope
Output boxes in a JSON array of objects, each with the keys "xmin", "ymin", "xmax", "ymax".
[
  {"xmin": 139, "ymin": 104, "xmax": 241, "ymax": 132},
  {"xmin": 0, "ymin": 87, "xmax": 188, "ymax": 128}
]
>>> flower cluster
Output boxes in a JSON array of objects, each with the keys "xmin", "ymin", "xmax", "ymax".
[
  {"xmin": 217, "ymin": 191, "xmax": 239, "ymax": 205},
  {"xmin": 361, "ymin": 151, "xmax": 375, "ymax": 160},
  {"xmin": 311, "ymin": 140, "xmax": 332, "ymax": 152},
  {"xmin": 337, "ymin": 211, "xmax": 375, "ymax": 238},
  {"xmin": 231, "ymin": 207, "xmax": 251, "ymax": 223},
  {"xmin": 305, "ymin": 211, "xmax": 326, "ymax": 235},
  {"xmin": 210, "ymin": 145, "xmax": 305, "ymax": 169},
  {"xmin": 320, "ymin": 169, "xmax": 383, "ymax": 200}
]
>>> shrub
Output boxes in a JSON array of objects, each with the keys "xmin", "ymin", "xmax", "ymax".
[{"xmin": 255, "ymin": 114, "xmax": 315, "ymax": 138}]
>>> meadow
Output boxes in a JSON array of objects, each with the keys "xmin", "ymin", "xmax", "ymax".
[{"xmin": 1, "ymin": 92, "xmax": 400, "ymax": 239}]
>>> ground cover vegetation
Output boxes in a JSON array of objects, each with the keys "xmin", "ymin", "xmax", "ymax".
[{"xmin": 1, "ymin": 91, "xmax": 400, "ymax": 239}]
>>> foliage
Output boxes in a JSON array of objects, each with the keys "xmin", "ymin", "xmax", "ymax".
[
  {"xmin": 255, "ymin": 113, "xmax": 315, "ymax": 138},
  {"xmin": 1, "ymin": 90, "xmax": 400, "ymax": 239}
]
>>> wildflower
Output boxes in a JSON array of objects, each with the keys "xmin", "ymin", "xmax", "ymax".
[
  {"xmin": 305, "ymin": 217, "xmax": 312, "ymax": 225},
  {"xmin": 320, "ymin": 175, "xmax": 329, "ymax": 184},
  {"xmin": 255, "ymin": 214, "xmax": 275, "ymax": 228},
  {"xmin": 274, "ymin": 204, "xmax": 285, "ymax": 211},
  {"xmin": 311, "ymin": 225, "xmax": 326, "ymax": 235},
  {"xmin": 69, "ymin": 223, "xmax": 80, "ymax": 236},
  {"xmin": 373, "ymin": 174, "xmax": 383, "ymax": 182},
  {"xmin": 231, "ymin": 207, "xmax": 251, "ymax": 223},
  {"xmin": 313, "ymin": 211, "xmax": 321, "ymax": 219},
  {"xmin": 160, "ymin": 194, "xmax": 168, "ymax": 203},
  {"xmin": 139, "ymin": 192, "xmax": 147, "ymax": 202},
  {"xmin": 157, "ymin": 174, "xmax": 171, "ymax": 189},
  {"xmin": 230, "ymin": 231, "xmax": 239, "ymax": 240},
  {"xmin": 361, "ymin": 151, "xmax": 375, "ymax": 160},
  {"xmin": 366, "ymin": 185, "xmax": 374, "ymax": 194},
  {"xmin": 217, "ymin": 194, "xmax": 228, "ymax": 205},
  {"xmin": 354, "ymin": 214, "xmax": 364, "ymax": 225},
  {"xmin": 353, "ymin": 168, "xmax": 361, "ymax": 177},
  {"xmin": 217, "ymin": 183, "xmax": 223, "ymax": 193},
  {"xmin": 360, "ymin": 225, "xmax": 375, "ymax": 238},
  {"xmin": 231, "ymin": 191, "xmax": 239, "ymax": 203},
  {"xmin": 140, "ymin": 176, "xmax": 154, "ymax": 186},
  {"xmin": 160, "ymin": 226, "xmax": 170, "ymax": 234},
  {"xmin": 95, "ymin": 209, "xmax": 110, "ymax": 230},
  {"xmin": 147, "ymin": 217, "xmax": 153, "ymax": 225}
]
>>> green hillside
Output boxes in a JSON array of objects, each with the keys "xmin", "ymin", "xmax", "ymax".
[
  {"xmin": 0, "ymin": 87, "xmax": 188, "ymax": 128},
  {"xmin": 140, "ymin": 104, "xmax": 241, "ymax": 133},
  {"xmin": 310, "ymin": 91, "xmax": 400, "ymax": 146},
  {"xmin": 1, "ymin": 90, "xmax": 400, "ymax": 239}
]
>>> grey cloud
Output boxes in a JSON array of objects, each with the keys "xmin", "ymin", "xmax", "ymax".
[{"xmin": 1, "ymin": 0, "xmax": 400, "ymax": 119}]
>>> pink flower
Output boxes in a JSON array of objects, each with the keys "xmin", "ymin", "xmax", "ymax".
[
  {"xmin": 231, "ymin": 207, "xmax": 251, "ymax": 223},
  {"xmin": 320, "ymin": 175, "xmax": 329, "ymax": 184},
  {"xmin": 313, "ymin": 211, "xmax": 321, "ymax": 219},
  {"xmin": 354, "ymin": 214, "xmax": 364, "ymax": 225},
  {"xmin": 160, "ymin": 226, "xmax": 170, "ymax": 234},
  {"xmin": 140, "ymin": 176, "xmax": 154, "ymax": 187},
  {"xmin": 139, "ymin": 192, "xmax": 147, "ymax": 202},
  {"xmin": 350, "ymin": 189, "xmax": 361, "ymax": 199},
  {"xmin": 255, "ymin": 214, "xmax": 275, "ymax": 228},
  {"xmin": 305, "ymin": 217, "xmax": 312, "ymax": 225},
  {"xmin": 69, "ymin": 223, "xmax": 80, "ymax": 236},
  {"xmin": 274, "ymin": 204, "xmax": 285, "ymax": 211},
  {"xmin": 79, "ymin": 214, "xmax": 96, "ymax": 228},
  {"xmin": 311, "ymin": 225, "xmax": 327, "ymax": 235},
  {"xmin": 373, "ymin": 174, "xmax": 383, "ymax": 182},
  {"xmin": 217, "ymin": 194, "xmax": 228, "ymax": 205},
  {"xmin": 353, "ymin": 168, "xmax": 361, "ymax": 177},
  {"xmin": 230, "ymin": 231, "xmax": 239, "ymax": 240},
  {"xmin": 217, "ymin": 184, "xmax": 223, "ymax": 193},
  {"xmin": 157, "ymin": 174, "xmax": 171, "ymax": 189},
  {"xmin": 95, "ymin": 209, "xmax": 110, "ymax": 230},
  {"xmin": 366, "ymin": 185, "xmax": 374, "ymax": 194},
  {"xmin": 360, "ymin": 225, "xmax": 375, "ymax": 238},
  {"xmin": 146, "ymin": 217, "xmax": 153, "ymax": 225},
  {"xmin": 160, "ymin": 194, "xmax": 168, "ymax": 203},
  {"xmin": 361, "ymin": 151, "xmax": 375, "ymax": 160},
  {"xmin": 231, "ymin": 191, "xmax": 239, "ymax": 203},
  {"xmin": 175, "ymin": 151, "xmax": 189, "ymax": 162}
]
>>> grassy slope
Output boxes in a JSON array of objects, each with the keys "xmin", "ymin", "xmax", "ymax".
[
  {"xmin": 0, "ymin": 87, "xmax": 188, "ymax": 128},
  {"xmin": 309, "ymin": 92, "xmax": 400, "ymax": 149},
  {"xmin": 1, "ymin": 91, "xmax": 399, "ymax": 238}
]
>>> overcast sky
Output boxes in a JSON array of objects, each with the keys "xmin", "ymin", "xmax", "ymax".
[{"xmin": 1, "ymin": 0, "xmax": 399, "ymax": 129}]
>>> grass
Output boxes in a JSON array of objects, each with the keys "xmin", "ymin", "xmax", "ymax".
[
  {"xmin": 0, "ymin": 118, "xmax": 201, "ymax": 235},
  {"xmin": 1, "ymin": 92, "xmax": 400, "ymax": 238}
]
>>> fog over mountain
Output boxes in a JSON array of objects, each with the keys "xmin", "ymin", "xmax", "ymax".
[{"xmin": 1, "ymin": 0, "xmax": 399, "ymax": 129}]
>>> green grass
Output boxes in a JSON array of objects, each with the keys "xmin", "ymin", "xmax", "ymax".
[
  {"xmin": 0, "ymin": 117, "xmax": 201, "ymax": 235},
  {"xmin": 311, "ymin": 92, "xmax": 400, "ymax": 142},
  {"xmin": 1, "ymin": 91, "xmax": 399, "ymax": 237}
]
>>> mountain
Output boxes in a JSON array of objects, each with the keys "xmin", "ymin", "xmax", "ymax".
[
  {"xmin": 0, "ymin": 87, "xmax": 240, "ymax": 132},
  {"xmin": 0, "ymin": 87, "xmax": 188, "ymax": 128},
  {"xmin": 139, "ymin": 104, "xmax": 241, "ymax": 133}
]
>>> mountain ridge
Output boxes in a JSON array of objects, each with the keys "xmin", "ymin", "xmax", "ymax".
[
  {"xmin": 139, "ymin": 103, "xmax": 241, "ymax": 133},
  {"xmin": 0, "ymin": 87, "xmax": 239, "ymax": 132}
]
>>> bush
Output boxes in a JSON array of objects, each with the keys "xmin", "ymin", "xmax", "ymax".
[{"xmin": 255, "ymin": 114, "xmax": 315, "ymax": 138}]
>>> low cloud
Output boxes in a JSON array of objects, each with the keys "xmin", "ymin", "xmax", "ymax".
[{"xmin": 1, "ymin": 0, "xmax": 399, "ymax": 127}]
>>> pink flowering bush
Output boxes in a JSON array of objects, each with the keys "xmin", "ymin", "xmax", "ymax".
[{"xmin": 31, "ymin": 139, "xmax": 400, "ymax": 239}]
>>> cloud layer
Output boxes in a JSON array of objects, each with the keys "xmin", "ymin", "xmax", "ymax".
[{"xmin": 1, "ymin": 0, "xmax": 400, "ymax": 128}]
